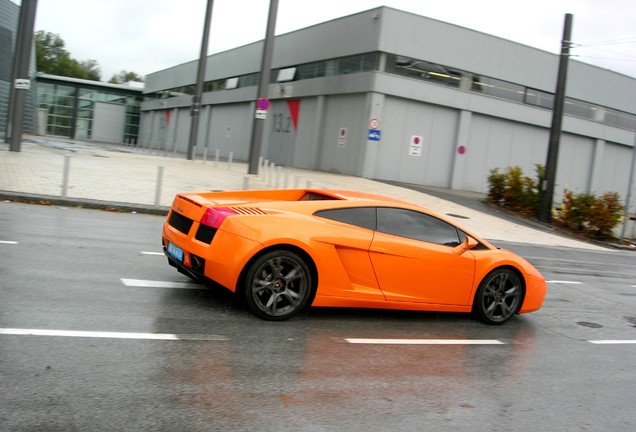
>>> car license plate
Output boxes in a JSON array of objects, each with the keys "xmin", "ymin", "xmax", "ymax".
[{"xmin": 167, "ymin": 242, "xmax": 184, "ymax": 262}]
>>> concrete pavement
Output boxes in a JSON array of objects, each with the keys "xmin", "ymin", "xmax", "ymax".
[{"xmin": 0, "ymin": 136, "xmax": 609, "ymax": 250}]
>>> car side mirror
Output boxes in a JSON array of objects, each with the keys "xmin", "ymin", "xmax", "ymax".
[{"xmin": 453, "ymin": 236, "xmax": 479, "ymax": 255}]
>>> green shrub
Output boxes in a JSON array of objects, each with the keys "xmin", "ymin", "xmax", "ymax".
[
  {"xmin": 487, "ymin": 164, "xmax": 623, "ymax": 240},
  {"xmin": 487, "ymin": 165, "xmax": 543, "ymax": 216},
  {"xmin": 487, "ymin": 168, "xmax": 506, "ymax": 204},
  {"xmin": 556, "ymin": 191, "xmax": 624, "ymax": 239},
  {"xmin": 589, "ymin": 192, "xmax": 624, "ymax": 238}
]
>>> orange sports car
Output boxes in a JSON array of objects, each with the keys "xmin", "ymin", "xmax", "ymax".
[{"xmin": 162, "ymin": 189, "xmax": 546, "ymax": 324}]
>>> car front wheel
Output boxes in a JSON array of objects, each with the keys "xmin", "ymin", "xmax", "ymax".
[
  {"xmin": 473, "ymin": 268, "xmax": 523, "ymax": 325},
  {"xmin": 244, "ymin": 250, "xmax": 313, "ymax": 321}
]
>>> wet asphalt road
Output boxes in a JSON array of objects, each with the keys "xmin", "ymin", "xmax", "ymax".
[{"xmin": 1, "ymin": 202, "xmax": 635, "ymax": 432}]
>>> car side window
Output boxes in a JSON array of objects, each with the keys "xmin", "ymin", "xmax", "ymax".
[
  {"xmin": 377, "ymin": 207, "xmax": 461, "ymax": 246},
  {"xmin": 314, "ymin": 207, "xmax": 376, "ymax": 231}
]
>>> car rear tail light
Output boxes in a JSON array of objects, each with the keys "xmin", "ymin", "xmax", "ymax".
[{"xmin": 199, "ymin": 207, "xmax": 237, "ymax": 229}]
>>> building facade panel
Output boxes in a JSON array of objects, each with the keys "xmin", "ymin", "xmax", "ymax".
[
  {"xmin": 206, "ymin": 103, "xmax": 253, "ymax": 161},
  {"xmin": 318, "ymin": 94, "xmax": 367, "ymax": 174},
  {"xmin": 557, "ymin": 134, "xmax": 596, "ymax": 196},
  {"xmin": 459, "ymin": 115, "xmax": 550, "ymax": 193},
  {"xmin": 597, "ymin": 142, "xmax": 634, "ymax": 196},
  {"xmin": 374, "ymin": 96, "xmax": 457, "ymax": 187},
  {"xmin": 378, "ymin": 8, "xmax": 560, "ymax": 93}
]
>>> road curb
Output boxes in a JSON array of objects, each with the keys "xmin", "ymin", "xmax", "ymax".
[{"xmin": 0, "ymin": 191, "xmax": 169, "ymax": 216}]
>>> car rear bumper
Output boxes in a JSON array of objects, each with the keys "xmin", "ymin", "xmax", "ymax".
[{"xmin": 163, "ymin": 245, "xmax": 207, "ymax": 283}]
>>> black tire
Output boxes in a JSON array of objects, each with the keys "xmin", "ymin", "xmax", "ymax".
[
  {"xmin": 243, "ymin": 250, "xmax": 313, "ymax": 321},
  {"xmin": 473, "ymin": 268, "xmax": 524, "ymax": 325}
]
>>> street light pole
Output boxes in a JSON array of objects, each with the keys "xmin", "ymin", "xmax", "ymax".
[
  {"xmin": 247, "ymin": 0, "xmax": 279, "ymax": 174},
  {"xmin": 621, "ymin": 131, "xmax": 636, "ymax": 239},
  {"xmin": 187, "ymin": 0, "xmax": 214, "ymax": 161},
  {"xmin": 539, "ymin": 13, "xmax": 573, "ymax": 223},
  {"xmin": 6, "ymin": 0, "xmax": 38, "ymax": 152}
]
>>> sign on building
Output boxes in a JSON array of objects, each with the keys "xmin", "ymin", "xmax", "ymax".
[{"xmin": 409, "ymin": 135, "xmax": 423, "ymax": 156}]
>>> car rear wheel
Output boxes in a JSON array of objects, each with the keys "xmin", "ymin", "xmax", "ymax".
[
  {"xmin": 473, "ymin": 268, "xmax": 523, "ymax": 325},
  {"xmin": 244, "ymin": 250, "xmax": 313, "ymax": 321}
]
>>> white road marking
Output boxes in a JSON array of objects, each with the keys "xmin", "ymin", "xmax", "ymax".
[
  {"xmin": 588, "ymin": 340, "xmax": 636, "ymax": 344},
  {"xmin": 141, "ymin": 251, "xmax": 164, "ymax": 256},
  {"xmin": 546, "ymin": 280, "xmax": 583, "ymax": 285},
  {"xmin": 0, "ymin": 328, "xmax": 227, "ymax": 341},
  {"xmin": 0, "ymin": 240, "xmax": 18, "ymax": 244},
  {"xmin": 345, "ymin": 338, "xmax": 504, "ymax": 345},
  {"xmin": 2, "ymin": 329, "xmax": 632, "ymax": 345},
  {"xmin": 121, "ymin": 278, "xmax": 203, "ymax": 289}
]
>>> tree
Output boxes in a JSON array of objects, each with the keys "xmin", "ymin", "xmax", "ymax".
[
  {"xmin": 35, "ymin": 31, "xmax": 102, "ymax": 81},
  {"xmin": 80, "ymin": 59, "xmax": 101, "ymax": 81},
  {"xmin": 109, "ymin": 70, "xmax": 144, "ymax": 84}
]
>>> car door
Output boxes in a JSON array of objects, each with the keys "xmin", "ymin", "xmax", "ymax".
[
  {"xmin": 313, "ymin": 206, "xmax": 384, "ymax": 300},
  {"xmin": 369, "ymin": 207, "xmax": 476, "ymax": 305}
]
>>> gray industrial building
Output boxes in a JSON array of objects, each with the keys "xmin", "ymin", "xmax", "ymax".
[{"xmin": 140, "ymin": 6, "xmax": 636, "ymax": 205}]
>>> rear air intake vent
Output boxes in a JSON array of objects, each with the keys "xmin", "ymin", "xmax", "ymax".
[{"xmin": 232, "ymin": 207, "xmax": 267, "ymax": 215}]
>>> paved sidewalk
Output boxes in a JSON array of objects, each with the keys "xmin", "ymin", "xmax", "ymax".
[{"xmin": 0, "ymin": 136, "xmax": 609, "ymax": 250}]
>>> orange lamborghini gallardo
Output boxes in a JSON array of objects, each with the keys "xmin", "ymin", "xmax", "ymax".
[{"xmin": 162, "ymin": 189, "xmax": 546, "ymax": 324}]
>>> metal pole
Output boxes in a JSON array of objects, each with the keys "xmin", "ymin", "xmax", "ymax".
[
  {"xmin": 539, "ymin": 13, "xmax": 573, "ymax": 223},
  {"xmin": 6, "ymin": 0, "xmax": 38, "ymax": 151},
  {"xmin": 621, "ymin": 132, "xmax": 636, "ymax": 238},
  {"xmin": 247, "ymin": 0, "xmax": 279, "ymax": 174},
  {"xmin": 187, "ymin": 0, "xmax": 214, "ymax": 160}
]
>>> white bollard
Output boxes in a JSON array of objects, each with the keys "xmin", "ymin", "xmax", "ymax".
[
  {"xmin": 268, "ymin": 163, "xmax": 275, "ymax": 187},
  {"xmin": 61, "ymin": 154, "xmax": 71, "ymax": 198},
  {"xmin": 275, "ymin": 166, "xmax": 282, "ymax": 189},
  {"xmin": 155, "ymin": 166, "xmax": 165, "ymax": 206}
]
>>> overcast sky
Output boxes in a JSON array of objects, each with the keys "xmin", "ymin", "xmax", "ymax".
[{"xmin": 26, "ymin": 0, "xmax": 636, "ymax": 81}]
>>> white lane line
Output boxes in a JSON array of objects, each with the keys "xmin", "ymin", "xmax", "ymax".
[
  {"xmin": 588, "ymin": 340, "xmax": 636, "ymax": 344},
  {"xmin": 141, "ymin": 251, "xmax": 164, "ymax": 256},
  {"xmin": 546, "ymin": 280, "xmax": 583, "ymax": 285},
  {"xmin": 345, "ymin": 338, "xmax": 504, "ymax": 345},
  {"xmin": 0, "ymin": 240, "xmax": 18, "ymax": 244},
  {"xmin": 121, "ymin": 278, "xmax": 203, "ymax": 289},
  {"xmin": 0, "ymin": 328, "xmax": 228, "ymax": 341}
]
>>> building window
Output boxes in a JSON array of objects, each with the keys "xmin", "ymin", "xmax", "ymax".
[
  {"xmin": 525, "ymin": 88, "xmax": 554, "ymax": 109},
  {"xmin": 37, "ymin": 83, "xmax": 75, "ymax": 137},
  {"xmin": 239, "ymin": 73, "xmax": 259, "ymax": 88},
  {"xmin": 143, "ymin": 50, "xmax": 634, "ymax": 132},
  {"xmin": 225, "ymin": 77, "xmax": 239, "ymax": 89},
  {"xmin": 277, "ymin": 67, "xmax": 297, "ymax": 82}
]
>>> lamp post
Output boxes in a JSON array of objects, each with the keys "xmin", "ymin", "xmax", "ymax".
[
  {"xmin": 6, "ymin": 0, "xmax": 38, "ymax": 152},
  {"xmin": 621, "ymin": 131, "xmax": 636, "ymax": 239},
  {"xmin": 539, "ymin": 13, "xmax": 573, "ymax": 223},
  {"xmin": 187, "ymin": 0, "xmax": 214, "ymax": 161},
  {"xmin": 247, "ymin": 0, "xmax": 279, "ymax": 174}
]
